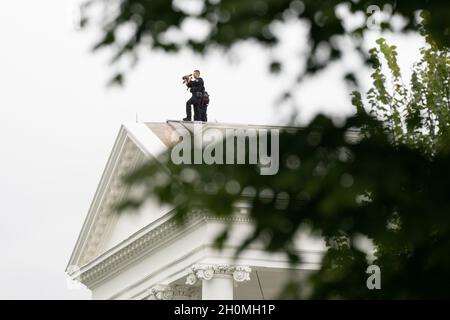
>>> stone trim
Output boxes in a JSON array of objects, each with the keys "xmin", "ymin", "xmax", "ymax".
[
  {"xmin": 76, "ymin": 212, "xmax": 251, "ymax": 288},
  {"xmin": 185, "ymin": 264, "xmax": 252, "ymax": 285},
  {"xmin": 67, "ymin": 130, "xmax": 144, "ymax": 269}
]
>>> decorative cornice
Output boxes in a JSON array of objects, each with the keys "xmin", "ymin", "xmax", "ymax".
[
  {"xmin": 67, "ymin": 127, "xmax": 148, "ymax": 271},
  {"xmin": 185, "ymin": 263, "xmax": 252, "ymax": 285},
  {"xmin": 81, "ymin": 137, "xmax": 143, "ymax": 265},
  {"xmin": 75, "ymin": 211, "xmax": 252, "ymax": 288}
]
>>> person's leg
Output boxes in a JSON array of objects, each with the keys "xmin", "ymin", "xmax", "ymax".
[
  {"xmin": 202, "ymin": 105, "xmax": 208, "ymax": 122},
  {"xmin": 184, "ymin": 96, "xmax": 194, "ymax": 120},
  {"xmin": 193, "ymin": 101, "xmax": 200, "ymax": 121},
  {"xmin": 193, "ymin": 96, "xmax": 202, "ymax": 121}
]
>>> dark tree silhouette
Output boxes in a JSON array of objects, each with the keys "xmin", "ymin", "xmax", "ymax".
[{"xmin": 81, "ymin": 0, "xmax": 450, "ymax": 298}]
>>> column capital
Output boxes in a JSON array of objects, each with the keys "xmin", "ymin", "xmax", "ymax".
[
  {"xmin": 146, "ymin": 284, "xmax": 201, "ymax": 300},
  {"xmin": 185, "ymin": 263, "xmax": 252, "ymax": 285}
]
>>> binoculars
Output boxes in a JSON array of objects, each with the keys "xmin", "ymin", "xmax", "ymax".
[{"xmin": 182, "ymin": 74, "xmax": 192, "ymax": 84}]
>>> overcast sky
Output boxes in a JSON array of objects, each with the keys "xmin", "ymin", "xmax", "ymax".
[{"xmin": 0, "ymin": 1, "xmax": 425, "ymax": 299}]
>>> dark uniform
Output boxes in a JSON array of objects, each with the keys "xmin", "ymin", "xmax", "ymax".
[
  {"xmin": 185, "ymin": 77, "xmax": 205, "ymax": 121},
  {"xmin": 200, "ymin": 92, "xmax": 209, "ymax": 122}
]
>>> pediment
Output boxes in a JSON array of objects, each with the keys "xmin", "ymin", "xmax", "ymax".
[
  {"xmin": 66, "ymin": 123, "xmax": 175, "ymax": 273},
  {"xmin": 66, "ymin": 120, "xmax": 300, "ymax": 280}
]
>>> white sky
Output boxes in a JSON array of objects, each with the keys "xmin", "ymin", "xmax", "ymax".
[{"xmin": 0, "ymin": 1, "xmax": 424, "ymax": 299}]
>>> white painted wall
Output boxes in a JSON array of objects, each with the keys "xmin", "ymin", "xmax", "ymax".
[{"xmin": 104, "ymin": 196, "xmax": 173, "ymax": 251}]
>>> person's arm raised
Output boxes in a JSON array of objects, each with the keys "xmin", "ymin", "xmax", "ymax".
[{"xmin": 186, "ymin": 76, "xmax": 193, "ymax": 87}]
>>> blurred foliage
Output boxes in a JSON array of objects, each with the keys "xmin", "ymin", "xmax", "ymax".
[
  {"xmin": 121, "ymin": 113, "xmax": 450, "ymax": 299},
  {"xmin": 309, "ymin": 36, "xmax": 450, "ymax": 298},
  {"xmin": 118, "ymin": 29, "xmax": 450, "ymax": 298},
  {"xmin": 353, "ymin": 35, "xmax": 450, "ymax": 155},
  {"xmin": 81, "ymin": 0, "xmax": 450, "ymax": 85},
  {"xmin": 91, "ymin": 0, "xmax": 450, "ymax": 298}
]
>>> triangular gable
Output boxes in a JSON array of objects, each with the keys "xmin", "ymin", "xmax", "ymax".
[
  {"xmin": 66, "ymin": 121, "xmax": 295, "ymax": 276},
  {"xmin": 66, "ymin": 123, "xmax": 174, "ymax": 273}
]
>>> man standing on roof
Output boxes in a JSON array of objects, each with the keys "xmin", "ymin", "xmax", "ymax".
[{"xmin": 183, "ymin": 70, "xmax": 205, "ymax": 122}]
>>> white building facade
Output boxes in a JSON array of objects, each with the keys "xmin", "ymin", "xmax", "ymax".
[{"xmin": 66, "ymin": 121, "xmax": 326, "ymax": 300}]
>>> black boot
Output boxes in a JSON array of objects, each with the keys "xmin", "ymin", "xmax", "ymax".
[{"xmin": 182, "ymin": 117, "xmax": 191, "ymax": 121}]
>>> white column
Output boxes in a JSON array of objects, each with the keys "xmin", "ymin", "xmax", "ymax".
[
  {"xmin": 185, "ymin": 264, "xmax": 251, "ymax": 300},
  {"xmin": 202, "ymin": 273, "xmax": 234, "ymax": 300}
]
